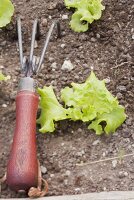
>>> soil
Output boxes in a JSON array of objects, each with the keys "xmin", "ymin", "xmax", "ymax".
[{"xmin": 0, "ymin": 0, "xmax": 134, "ymax": 198}]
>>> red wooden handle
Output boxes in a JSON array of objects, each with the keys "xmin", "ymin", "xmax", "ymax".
[{"xmin": 7, "ymin": 91, "xmax": 39, "ymax": 191}]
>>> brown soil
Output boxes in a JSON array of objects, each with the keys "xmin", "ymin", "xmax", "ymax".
[{"xmin": 0, "ymin": 0, "xmax": 134, "ymax": 198}]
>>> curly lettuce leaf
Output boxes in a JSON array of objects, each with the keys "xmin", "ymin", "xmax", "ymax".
[
  {"xmin": 37, "ymin": 86, "xmax": 68, "ymax": 133},
  {"xmin": 61, "ymin": 71, "xmax": 126, "ymax": 134},
  {"xmin": 64, "ymin": 0, "xmax": 105, "ymax": 32},
  {"xmin": 37, "ymin": 71, "xmax": 126, "ymax": 135},
  {"xmin": 70, "ymin": 11, "xmax": 89, "ymax": 32},
  {"xmin": 0, "ymin": 0, "xmax": 14, "ymax": 27},
  {"xmin": 0, "ymin": 71, "xmax": 10, "ymax": 81}
]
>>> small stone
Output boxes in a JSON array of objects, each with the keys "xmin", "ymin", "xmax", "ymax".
[
  {"xmin": 41, "ymin": 166, "xmax": 47, "ymax": 174},
  {"xmin": 96, "ymin": 33, "xmax": 100, "ymax": 38},
  {"xmin": 49, "ymin": 57, "xmax": 55, "ymax": 62},
  {"xmin": 50, "ymin": 174, "xmax": 54, "ymax": 178},
  {"xmin": 61, "ymin": 143, "xmax": 65, "ymax": 146},
  {"xmin": 64, "ymin": 179, "xmax": 68, "ymax": 186},
  {"xmin": 132, "ymin": 34, "xmax": 134, "ymax": 40},
  {"xmin": 10, "ymin": 91, "xmax": 17, "ymax": 100},
  {"xmin": 118, "ymin": 171, "xmax": 126, "ymax": 178},
  {"xmin": 81, "ymin": 150, "xmax": 85, "ymax": 155},
  {"xmin": 61, "ymin": 44, "xmax": 66, "ymax": 48},
  {"xmin": 76, "ymin": 152, "xmax": 82, "ymax": 157},
  {"xmin": 47, "ymin": 3, "xmax": 57, "ymax": 10},
  {"xmin": 112, "ymin": 160, "xmax": 117, "ymax": 168},
  {"xmin": 104, "ymin": 77, "xmax": 110, "ymax": 83},
  {"xmin": 91, "ymin": 37, "xmax": 96, "ymax": 42},
  {"xmin": 61, "ymin": 60, "xmax": 74, "ymax": 71},
  {"xmin": 91, "ymin": 65, "xmax": 94, "ymax": 70},
  {"xmin": 50, "ymin": 62, "xmax": 57, "ymax": 69},
  {"xmin": 75, "ymin": 188, "xmax": 81, "ymax": 192},
  {"xmin": 126, "ymin": 118, "xmax": 132, "ymax": 126},
  {"xmin": 103, "ymin": 187, "xmax": 107, "ymax": 191},
  {"xmin": 74, "ymin": 75, "xmax": 79, "ymax": 80},
  {"xmin": 62, "ymin": 15, "xmax": 68, "ymax": 20},
  {"xmin": 2, "ymin": 104, "xmax": 7, "ymax": 108},
  {"xmin": 41, "ymin": 18, "xmax": 48, "ymax": 27},
  {"xmin": 65, "ymin": 170, "xmax": 71, "ymax": 176},
  {"xmin": 92, "ymin": 139, "xmax": 100, "ymax": 146},
  {"xmin": 0, "ymin": 65, "xmax": 4, "ymax": 69},
  {"xmin": 102, "ymin": 152, "xmax": 106, "ymax": 157},
  {"xmin": 0, "ymin": 41, "xmax": 6, "ymax": 46},
  {"xmin": 116, "ymin": 92, "xmax": 123, "ymax": 99},
  {"xmin": 77, "ymin": 128, "xmax": 82, "ymax": 133},
  {"xmin": 49, "ymin": 16, "xmax": 52, "ymax": 19},
  {"xmin": 117, "ymin": 85, "xmax": 126, "ymax": 92},
  {"xmin": 124, "ymin": 172, "xmax": 128, "ymax": 177}
]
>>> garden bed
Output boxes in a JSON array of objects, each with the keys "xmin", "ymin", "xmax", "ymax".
[{"xmin": 0, "ymin": 0, "xmax": 134, "ymax": 198}]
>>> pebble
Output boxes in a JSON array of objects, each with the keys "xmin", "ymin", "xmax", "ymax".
[
  {"xmin": 92, "ymin": 139, "xmax": 100, "ymax": 146},
  {"xmin": 64, "ymin": 179, "xmax": 68, "ymax": 186},
  {"xmin": 50, "ymin": 62, "xmax": 57, "ymax": 69},
  {"xmin": 61, "ymin": 44, "xmax": 66, "ymax": 48},
  {"xmin": 62, "ymin": 15, "xmax": 68, "ymax": 20},
  {"xmin": 77, "ymin": 128, "xmax": 82, "ymax": 133},
  {"xmin": 2, "ymin": 104, "xmax": 7, "ymax": 108},
  {"xmin": 103, "ymin": 187, "xmax": 107, "ymax": 191},
  {"xmin": 47, "ymin": 3, "xmax": 57, "ymax": 10},
  {"xmin": 124, "ymin": 172, "xmax": 128, "ymax": 177},
  {"xmin": 50, "ymin": 174, "xmax": 54, "ymax": 178},
  {"xmin": 91, "ymin": 37, "xmax": 96, "ymax": 42},
  {"xmin": 132, "ymin": 34, "xmax": 134, "ymax": 40},
  {"xmin": 117, "ymin": 85, "xmax": 126, "ymax": 92},
  {"xmin": 96, "ymin": 33, "xmax": 100, "ymax": 38},
  {"xmin": 65, "ymin": 170, "xmax": 71, "ymax": 176},
  {"xmin": 49, "ymin": 57, "xmax": 55, "ymax": 62},
  {"xmin": 41, "ymin": 18, "xmax": 48, "ymax": 27},
  {"xmin": 91, "ymin": 65, "xmax": 94, "ymax": 70},
  {"xmin": 116, "ymin": 92, "xmax": 123, "ymax": 99},
  {"xmin": 0, "ymin": 65, "xmax": 4, "ymax": 69},
  {"xmin": 112, "ymin": 160, "xmax": 117, "ymax": 168},
  {"xmin": 118, "ymin": 171, "xmax": 128, "ymax": 178},
  {"xmin": 104, "ymin": 77, "xmax": 111, "ymax": 83},
  {"xmin": 74, "ymin": 75, "xmax": 79, "ymax": 80},
  {"xmin": 61, "ymin": 142, "xmax": 65, "ymax": 146},
  {"xmin": 61, "ymin": 60, "xmax": 74, "ymax": 71},
  {"xmin": 0, "ymin": 41, "xmax": 6, "ymax": 46},
  {"xmin": 125, "ymin": 118, "xmax": 132, "ymax": 126},
  {"xmin": 41, "ymin": 166, "xmax": 47, "ymax": 174},
  {"xmin": 75, "ymin": 188, "xmax": 81, "ymax": 192},
  {"xmin": 10, "ymin": 91, "xmax": 17, "ymax": 100},
  {"xmin": 76, "ymin": 150, "xmax": 85, "ymax": 157}
]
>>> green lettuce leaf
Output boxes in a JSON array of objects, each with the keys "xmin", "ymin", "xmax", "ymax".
[
  {"xmin": 64, "ymin": 0, "xmax": 105, "ymax": 32},
  {"xmin": 61, "ymin": 71, "xmax": 126, "ymax": 134},
  {"xmin": 37, "ymin": 86, "xmax": 68, "ymax": 133},
  {"xmin": 0, "ymin": 0, "xmax": 14, "ymax": 27},
  {"xmin": 37, "ymin": 71, "xmax": 126, "ymax": 135},
  {"xmin": 0, "ymin": 71, "xmax": 10, "ymax": 81}
]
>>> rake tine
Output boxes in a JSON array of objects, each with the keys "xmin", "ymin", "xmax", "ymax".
[
  {"xmin": 17, "ymin": 17, "xmax": 24, "ymax": 70},
  {"xmin": 29, "ymin": 19, "xmax": 38, "ymax": 71},
  {"xmin": 36, "ymin": 21, "xmax": 57, "ymax": 73}
]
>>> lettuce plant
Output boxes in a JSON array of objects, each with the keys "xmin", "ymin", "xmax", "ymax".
[
  {"xmin": 37, "ymin": 71, "xmax": 126, "ymax": 135},
  {"xmin": 64, "ymin": 0, "xmax": 105, "ymax": 32},
  {"xmin": 0, "ymin": 0, "xmax": 14, "ymax": 27}
]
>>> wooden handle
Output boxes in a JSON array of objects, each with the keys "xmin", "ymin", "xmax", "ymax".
[{"xmin": 7, "ymin": 91, "xmax": 39, "ymax": 191}]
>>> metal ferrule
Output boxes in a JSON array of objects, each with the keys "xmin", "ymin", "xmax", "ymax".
[{"xmin": 18, "ymin": 77, "xmax": 36, "ymax": 92}]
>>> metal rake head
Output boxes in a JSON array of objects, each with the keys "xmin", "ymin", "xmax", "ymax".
[{"xmin": 17, "ymin": 18, "xmax": 61, "ymax": 77}]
